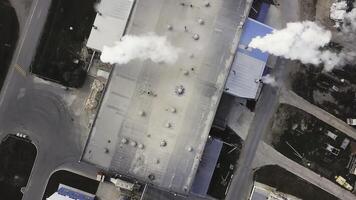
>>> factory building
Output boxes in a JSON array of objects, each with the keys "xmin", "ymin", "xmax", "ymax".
[
  {"xmin": 86, "ymin": 0, "xmax": 135, "ymax": 51},
  {"xmin": 81, "ymin": 0, "xmax": 246, "ymax": 195}
]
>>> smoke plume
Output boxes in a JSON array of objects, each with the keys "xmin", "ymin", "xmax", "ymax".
[
  {"xmin": 341, "ymin": 7, "xmax": 356, "ymax": 33},
  {"xmin": 249, "ymin": 21, "xmax": 346, "ymax": 71},
  {"xmin": 261, "ymin": 74, "xmax": 277, "ymax": 87},
  {"xmin": 100, "ymin": 33, "xmax": 180, "ymax": 65}
]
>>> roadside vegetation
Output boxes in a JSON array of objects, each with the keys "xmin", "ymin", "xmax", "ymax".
[
  {"xmin": 255, "ymin": 165, "xmax": 339, "ymax": 200},
  {"xmin": 271, "ymin": 104, "xmax": 356, "ymax": 190},
  {"xmin": 0, "ymin": 135, "xmax": 37, "ymax": 200},
  {"xmin": 0, "ymin": 0, "xmax": 19, "ymax": 90},
  {"xmin": 31, "ymin": 0, "xmax": 97, "ymax": 88}
]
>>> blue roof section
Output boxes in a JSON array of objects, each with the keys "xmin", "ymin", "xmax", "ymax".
[
  {"xmin": 191, "ymin": 138, "xmax": 223, "ymax": 196},
  {"xmin": 237, "ymin": 18, "xmax": 273, "ymax": 61},
  {"xmin": 57, "ymin": 185, "xmax": 95, "ymax": 200},
  {"xmin": 225, "ymin": 18, "xmax": 273, "ymax": 99}
]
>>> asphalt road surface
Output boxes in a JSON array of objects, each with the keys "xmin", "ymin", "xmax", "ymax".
[
  {"xmin": 0, "ymin": 0, "xmax": 98, "ymax": 199},
  {"xmin": 225, "ymin": 60, "xmax": 283, "ymax": 200}
]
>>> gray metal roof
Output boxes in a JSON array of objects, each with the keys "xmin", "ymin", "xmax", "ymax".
[
  {"xmin": 224, "ymin": 18, "xmax": 273, "ymax": 99},
  {"xmin": 86, "ymin": 0, "xmax": 134, "ymax": 51},
  {"xmin": 225, "ymin": 51, "xmax": 265, "ymax": 99},
  {"xmin": 82, "ymin": 0, "xmax": 245, "ymax": 195}
]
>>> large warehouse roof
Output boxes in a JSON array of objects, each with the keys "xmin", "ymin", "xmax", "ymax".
[
  {"xmin": 225, "ymin": 18, "xmax": 273, "ymax": 99},
  {"xmin": 82, "ymin": 0, "xmax": 248, "ymax": 195},
  {"xmin": 86, "ymin": 0, "xmax": 134, "ymax": 51}
]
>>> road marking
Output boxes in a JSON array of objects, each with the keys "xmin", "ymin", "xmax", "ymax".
[{"xmin": 14, "ymin": 64, "xmax": 27, "ymax": 77}]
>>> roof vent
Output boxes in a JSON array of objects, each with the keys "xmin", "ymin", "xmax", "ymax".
[
  {"xmin": 193, "ymin": 34, "xmax": 200, "ymax": 40},
  {"xmin": 175, "ymin": 85, "xmax": 185, "ymax": 96},
  {"xmin": 160, "ymin": 140, "xmax": 167, "ymax": 147}
]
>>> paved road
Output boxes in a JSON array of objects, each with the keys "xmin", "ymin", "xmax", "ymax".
[
  {"xmin": 225, "ymin": 82, "xmax": 281, "ymax": 199},
  {"xmin": 226, "ymin": 57, "xmax": 356, "ymax": 200},
  {"xmin": 253, "ymin": 142, "xmax": 356, "ymax": 200},
  {"xmin": 9, "ymin": 0, "xmax": 33, "ymax": 31},
  {"xmin": 0, "ymin": 0, "xmax": 98, "ymax": 199},
  {"xmin": 280, "ymin": 89, "xmax": 356, "ymax": 140}
]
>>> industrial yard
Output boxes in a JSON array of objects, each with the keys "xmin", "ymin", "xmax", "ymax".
[
  {"xmin": 271, "ymin": 104, "xmax": 356, "ymax": 191},
  {"xmin": 1, "ymin": 0, "xmax": 356, "ymax": 200}
]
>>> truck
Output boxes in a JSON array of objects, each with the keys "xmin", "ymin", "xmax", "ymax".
[{"xmin": 335, "ymin": 176, "xmax": 353, "ymax": 191}]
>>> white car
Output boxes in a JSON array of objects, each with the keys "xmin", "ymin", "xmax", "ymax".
[
  {"xmin": 16, "ymin": 133, "xmax": 28, "ymax": 139},
  {"xmin": 346, "ymin": 118, "xmax": 356, "ymax": 126}
]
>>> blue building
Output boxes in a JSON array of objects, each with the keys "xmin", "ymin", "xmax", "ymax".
[
  {"xmin": 47, "ymin": 184, "xmax": 96, "ymax": 200},
  {"xmin": 225, "ymin": 18, "xmax": 273, "ymax": 99},
  {"xmin": 191, "ymin": 138, "xmax": 223, "ymax": 196}
]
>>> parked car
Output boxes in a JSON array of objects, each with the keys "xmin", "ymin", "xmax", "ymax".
[{"xmin": 346, "ymin": 118, "xmax": 356, "ymax": 125}]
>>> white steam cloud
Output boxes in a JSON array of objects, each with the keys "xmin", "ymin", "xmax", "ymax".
[
  {"xmin": 249, "ymin": 21, "xmax": 345, "ymax": 71},
  {"xmin": 341, "ymin": 7, "xmax": 356, "ymax": 33},
  {"xmin": 100, "ymin": 33, "xmax": 180, "ymax": 65},
  {"xmin": 261, "ymin": 74, "xmax": 277, "ymax": 87}
]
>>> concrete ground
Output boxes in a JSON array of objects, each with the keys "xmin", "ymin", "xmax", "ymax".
[
  {"xmin": 95, "ymin": 182, "xmax": 122, "ymax": 200},
  {"xmin": 226, "ymin": 102, "xmax": 254, "ymax": 140},
  {"xmin": 264, "ymin": 0, "xmax": 300, "ymax": 29},
  {"xmin": 0, "ymin": 0, "xmax": 101, "ymax": 199}
]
